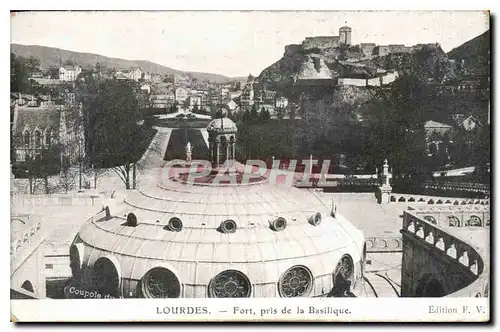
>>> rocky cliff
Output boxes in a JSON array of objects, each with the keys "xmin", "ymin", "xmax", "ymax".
[
  {"xmin": 257, "ymin": 42, "xmax": 456, "ymax": 94},
  {"xmin": 447, "ymin": 30, "xmax": 489, "ymax": 79}
]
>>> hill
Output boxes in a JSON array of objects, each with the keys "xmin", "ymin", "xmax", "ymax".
[
  {"xmin": 447, "ymin": 30, "xmax": 490, "ymax": 79},
  {"xmin": 10, "ymin": 43, "xmax": 238, "ymax": 83},
  {"xmin": 256, "ymin": 42, "xmax": 457, "ymax": 94}
]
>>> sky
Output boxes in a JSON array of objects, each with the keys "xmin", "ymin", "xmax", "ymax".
[{"xmin": 11, "ymin": 11, "xmax": 489, "ymax": 77}]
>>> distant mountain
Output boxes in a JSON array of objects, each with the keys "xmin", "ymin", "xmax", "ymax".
[
  {"xmin": 447, "ymin": 30, "xmax": 490, "ymax": 78},
  {"xmin": 10, "ymin": 43, "xmax": 241, "ymax": 83}
]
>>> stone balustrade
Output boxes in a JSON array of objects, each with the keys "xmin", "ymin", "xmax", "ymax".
[
  {"xmin": 402, "ymin": 211, "xmax": 487, "ymax": 297},
  {"xmin": 10, "ymin": 218, "xmax": 42, "ymax": 257},
  {"xmin": 11, "ymin": 193, "xmax": 101, "ymax": 210},
  {"xmin": 390, "ymin": 193, "xmax": 489, "ymax": 205},
  {"xmin": 408, "ymin": 205, "xmax": 490, "ymax": 228},
  {"xmin": 422, "ymin": 181, "xmax": 490, "ymax": 194},
  {"xmin": 365, "ymin": 236, "xmax": 402, "ymax": 253}
]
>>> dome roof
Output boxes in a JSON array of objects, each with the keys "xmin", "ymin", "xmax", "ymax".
[
  {"xmin": 72, "ymin": 169, "xmax": 365, "ymax": 298},
  {"xmin": 207, "ymin": 116, "xmax": 237, "ymax": 133},
  {"xmin": 339, "ymin": 26, "xmax": 352, "ymax": 31}
]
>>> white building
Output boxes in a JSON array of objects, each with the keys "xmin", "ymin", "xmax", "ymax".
[
  {"xmin": 338, "ymin": 78, "xmax": 367, "ymax": 87},
  {"xmin": 175, "ymin": 87, "xmax": 189, "ymax": 103},
  {"xmin": 124, "ymin": 68, "xmax": 143, "ymax": 82},
  {"xmin": 59, "ymin": 66, "xmax": 82, "ymax": 82},
  {"xmin": 275, "ymin": 96, "xmax": 289, "ymax": 109}
]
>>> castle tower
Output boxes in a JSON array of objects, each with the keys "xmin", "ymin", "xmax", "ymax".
[
  {"xmin": 339, "ymin": 25, "xmax": 352, "ymax": 45},
  {"xmin": 207, "ymin": 108, "xmax": 238, "ymax": 167}
]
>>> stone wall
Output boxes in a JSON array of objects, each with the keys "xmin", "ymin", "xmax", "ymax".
[
  {"xmin": 400, "ymin": 211, "xmax": 487, "ymax": 297},
  {"xmin": 360, "ymin": 43, "xmax": 376, "ymax": 57},
  {"xmin": 338, "ymin": 78, "xmax": 367, "ymax": 87},
  {"xmin": 302, "ymin": 36, "xmax": 340, "ymax": 50}
]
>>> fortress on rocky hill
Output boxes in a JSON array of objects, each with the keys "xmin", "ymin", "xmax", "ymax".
[{"xmin": 298, "ymin": 25, "xmax": 419, "ymax": 58}]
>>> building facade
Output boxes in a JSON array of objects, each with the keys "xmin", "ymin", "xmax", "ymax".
[{"xmin": 59, "ymin": 66, "xmax": 82, "ymax": 82}]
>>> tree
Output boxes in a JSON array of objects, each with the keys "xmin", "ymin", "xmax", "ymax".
[
  {"xmin": 289, "ymin": 106, "xmax": 296, "ymax": 120},
  {"xmin": 82, "ymin": 79, "xmax": 155, "ymax": 189},
  {"xmin": 11, "ymin": 53, "xmax": 30, "ymax": 93},
  {"xmin": 250, "ymin": 103, "xmax": 259, "ymax": 122},
  {"xmin": 276, "ymin": 107, "xmax": 285, "ymax": 120},
  {"xmin": 259, "ymin": 107, "xmax": 271, "ymax": 122},
  {"xmin": 361, "ymin": 75, "xmax": 430, "ymax": 180}
]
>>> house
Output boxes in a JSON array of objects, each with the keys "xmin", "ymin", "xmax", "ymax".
[
  {"xmin": 189, "ymin": 94, "xmax": 204, "ymax": 108},
  {"xmin": 262, "ymin": 90, "xmax": 277, "ymax": 105},
  {"xmin": 59, "ymin": 65, "xmax": 82, "ymax": 82},
  {"xmin": 275, "ymin": 95, "xmax": 289, "ymax": 109},
  {"xmin": 124, "ymin": 68, "xmax": 143, "ymax": 82},
  {"xmin": 175, "ymin": 87, "xmax": 189, "ymax": 104},
  {"xmin": 11, "ymin": 104, "xmax": 84, "ymax": 171},
  {"xmin": 338, "ymin": 77, "xmax": 367, "ymax": 87},
  {"xmin": 115, "ymin": 72, "xmax": 128, "ymax": 80},
  {"xmin": 239, "ymin": 85, "xmax": 255, "ymax": 107},
  {"xmin": 424, "ymin": 120, "xmax": 453, "ymax": 138},
  {"xmin": 38, "ymin": 95, "xmax": 57, "ymax": 108},
  {"xmin": 462, "ymin": 115, "xmax": 481, "ymax": 131},
  {"xmin": 226, "ymin": 100, "xmax": 239, "ymax": 113},
  {"xmin": 140, "ymin": 84, "xmax": 151, "ymax": 94},
  {"xmin": 150, "ymin": 93, "xmax": 175, "ymax": 109},
  {"xmin": 451, "ymin": 114, "xmax": 466, "ymax": 126}
]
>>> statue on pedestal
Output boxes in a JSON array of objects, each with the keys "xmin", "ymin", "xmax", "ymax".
[{"xmin": 185, "ymin": 141, "xmax": 192, "ymax": 163}]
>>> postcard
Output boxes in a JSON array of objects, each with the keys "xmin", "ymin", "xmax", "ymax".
[{"xmin": 10, "ymin": 10, "xmax": 490, "ymax": 323}]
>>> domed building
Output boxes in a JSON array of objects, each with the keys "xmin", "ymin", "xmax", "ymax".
[{"xmin": 68, "ymin": 111, "xmax": 366, "ymax": 298}]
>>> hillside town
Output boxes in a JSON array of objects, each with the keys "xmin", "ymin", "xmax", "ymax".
[{"xmin": 10, "ymin": 12, "xmax": 490, "ymax": 317}]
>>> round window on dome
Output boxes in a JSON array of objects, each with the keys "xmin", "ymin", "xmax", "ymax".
[
  {"xmin": 209, "ymin": 270, "xmax": 251, "ymax": 298},
  {"xmin": 167, "ymin": 217, "xmax": 183, "ymax": 232},
  {"xmin": 141, "ymin": 267, "xmax": 181, "ymax": 298},
  {"xmin": 69, "ymin": 244, "xmax": 82, "ymax": 280},
  {"xmin": 271, "ymin": 217, "xmax": 287, "ymax": 231},
  {"xmin": 93, "ymin": 257, "xmax": 120, "ymax": 297},
  {"xmin": 309, "ymin": 212, "xmax": 322, "ymax": 226},
  {"xmin": 220, "ymin": 219, "xmax": 237, "ymax": 234},
  {"xmin": 278, "ymin": 265, "xmax": 313, "ymax": 297}
]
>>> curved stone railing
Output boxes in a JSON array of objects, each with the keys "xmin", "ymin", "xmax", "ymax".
[
  {"xmin": 365, "ymin": 236, "xmax": 402, "ymax": 253},
  {"xmin": 389, "ymin": 193, "xmax": 489, "ymax": 205},
  {"xmin": 10, "ymin": 215, "xmax": 45, "ymax": 276},
  {"xmin": 402, "ymin": 212, "xmax": 487, "ymax": 297},
  {"xmin": 11, "ymin": 193, "xmax": 101, "ymax": 211},
  {"xmin": 422, "ymin": 181, "xmax": 490, "ymax": 194},
  {"xmin": 408, "ymin": 205, "xmax": 490, "ymax": 228},
  {"xmin": 10, "ymin": 218, "xmax": 42, "ymax": 257}
]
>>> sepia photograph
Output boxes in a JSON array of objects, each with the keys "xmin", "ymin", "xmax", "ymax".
[{"xmin": 9, "ymin": 9, "xmax": 490, "ymax": 322}]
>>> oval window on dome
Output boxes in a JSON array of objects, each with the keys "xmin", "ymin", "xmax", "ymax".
[
  {"xmin": 220, "ymin": 219, "xmax": 237, "ymax": 234},
  {"xmin": 424, "ymin": 215, "xmax": 437, "ymax": 225},
  {"xmin": 271, "ymin": 217, "xmax": 287, "ymax": 231},
  {"xmin": 93, "ymin": 257, "xmax": 120, "ymax": 297},
  {"xmin": 309, "ymin": 212, "xmax": 322, "ymax": 226},
  {"xmin": 209, "ymin": 270, "xmax": 251, "ymax": 298},
  {"xmin": 69, "ymin": 244, "xmax": 82, "ymax": 280},
  {"xmin": 167, "ymin": 217, "xmax": 183, "ymax": 232},
  {"xmin": 278, "ymin": 265, "xmax": 313, "ymax": 297},
  {"xmin": 141, "ymin": 267, "xmax": 181, "ymax": 298}
]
